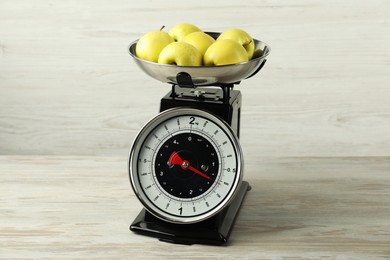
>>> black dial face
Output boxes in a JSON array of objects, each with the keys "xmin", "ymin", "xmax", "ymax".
[{"xmin": 154, "ymin": 133, "xmax": 219, "ymax": 199}]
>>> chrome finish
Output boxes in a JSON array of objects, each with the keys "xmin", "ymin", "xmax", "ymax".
[
  {"xmin": 128, "ymin": 107, "xmax": 243, "ymax": 224},
  {"xmin": 128, "ymin": 32, "xmax": 270, "ymax": 85}
]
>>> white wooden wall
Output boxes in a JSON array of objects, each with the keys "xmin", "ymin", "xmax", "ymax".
[{"xmin": 1, "ymin": 0, "xmax": 389, "ymax": 157}]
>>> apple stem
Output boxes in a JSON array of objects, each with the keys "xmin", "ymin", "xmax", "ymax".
[
  {"xmin": 243, "ymin": 39, "xmax": 252, "ymax": 47},
  {"xmin": 160, "ymin": 25, "xmax": 165, "ymax": 31}
]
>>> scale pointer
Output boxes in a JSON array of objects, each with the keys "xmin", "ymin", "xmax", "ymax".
[{"xmin": 168, "ymin": 151, "xmax": 212, "ymax": 181}]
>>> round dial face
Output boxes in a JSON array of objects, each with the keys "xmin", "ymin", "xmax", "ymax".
[{"xmin": 129, "ymin": 108, "xmax": 243, "ymax": 224}]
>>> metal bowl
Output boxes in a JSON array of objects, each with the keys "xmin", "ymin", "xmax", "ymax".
[{"xmin": 128, "ymin": 32, "xmax": 270, "ymax": 86}]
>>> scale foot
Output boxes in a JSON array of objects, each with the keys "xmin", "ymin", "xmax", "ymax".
[{"xmin": 129, "ymin": 181, "xmax": 250, "ymax": 245}]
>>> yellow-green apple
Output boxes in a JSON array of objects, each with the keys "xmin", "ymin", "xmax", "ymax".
[
  {"xmin": 158, "ymin": 42, "xmax": 202, "ymax": 66},
  {"xmin": 136, "ymin": 29, "xmax": 174, "ymax": 62},
  {"xmin": 168, "ymin": 23, "xmax": 201, "ymax": 41},
  {"xmin": 217, "ymin": 28, "xmax": 255, "ymax": 59},
  {"xmin": 204, "ymin": 39, "xmax": 248, "ymax": 66},
  {"xmin": 182, "ymin": 31, "xmax": 215, "ymax": 56}
]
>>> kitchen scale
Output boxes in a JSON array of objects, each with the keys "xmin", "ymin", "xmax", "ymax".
[{"xmin": 127, "ymin": 32, "xmax": 270, "ymax": 245}]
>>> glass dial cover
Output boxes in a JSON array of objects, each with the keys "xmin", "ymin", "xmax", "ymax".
[{"xmin": 129, "ymin": 108, "xmax": 243, "ymax": 224}]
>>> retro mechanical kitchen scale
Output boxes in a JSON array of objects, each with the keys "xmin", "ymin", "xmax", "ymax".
[{"xmin": 127, "ymin": 32, "xmax": 270, "ymax": 245}]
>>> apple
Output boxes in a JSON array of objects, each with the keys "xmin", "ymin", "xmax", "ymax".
[
  {"xmin": 182, "ymin": 31, "xmax": 215, "ymax": 56},
  {"xmin": 204, "ymin": 39, "xmax": 248, "ymax": 66},
  {"xmin": 217, "ymin": 28, "xmax": 255, "ymax": 59},
  {"xmin": 168, "ymin": 23, "xmax": 202, "ymax": 41},
  {"xmin": 136, "ymin": 29, "xmax": 174, "ymax": 63},
  {"xmin": 158, "ymin": 42, "xmax": 202, "ymax": 66}
]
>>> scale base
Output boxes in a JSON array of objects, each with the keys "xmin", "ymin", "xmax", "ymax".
[{"xmin": 130, "ymin": 181, "xmax": 250, "ymax": 245}]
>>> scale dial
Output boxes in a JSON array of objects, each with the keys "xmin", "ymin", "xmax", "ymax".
[{"xmin": 129, "ymin": 108, "xmax": 243, "ymax": 224}]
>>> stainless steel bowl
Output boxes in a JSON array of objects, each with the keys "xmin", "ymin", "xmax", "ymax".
[{"xmin": 128, "ymin": 32, "xmax": 270, "ymax": 86}]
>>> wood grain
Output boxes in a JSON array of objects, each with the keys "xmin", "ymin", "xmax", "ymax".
[
  {"xmin": 1, "ymin": 1, "xmax": 390, "ymax": 257},
  {"xmin": 1, "ymin": 0, "xmax": 390, "ymax": 156},
  {"xmin": 1, "ymin": 156, "xmax": 389, "ymax": 258}
]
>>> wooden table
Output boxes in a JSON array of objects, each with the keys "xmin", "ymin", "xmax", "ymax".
[{"xmin": 1, "ymin": 156, "xmax": 389, "ymax": 258}]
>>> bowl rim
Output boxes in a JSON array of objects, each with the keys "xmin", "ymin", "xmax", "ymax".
[
  {"xmin": 128, "ymin": 31, "xmax": 271, "ymax": 85},
  {"xmin": 128, "ymin": 32, "xmax": 271, "ymax": 69}
]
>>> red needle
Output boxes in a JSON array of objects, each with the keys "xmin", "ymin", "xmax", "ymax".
[
  {"xmin": 168, "ymin": 151, "xmax": 211, "ymax": 180},
  {"xmin": 168, "ymin": 151, "xmax": 183, "ymax": 166}
]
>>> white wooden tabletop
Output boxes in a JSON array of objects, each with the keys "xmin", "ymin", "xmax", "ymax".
[
  {"xmin": 1, "ymin": 156, "xmax": 390, "ymax": 258},
  {"xmin": 1, "ymin": 0, "xmax": 390, "ymax": 258}
]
